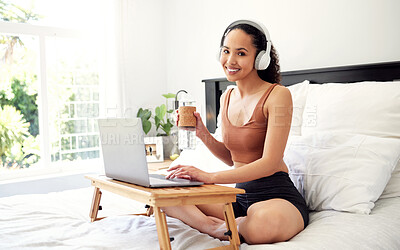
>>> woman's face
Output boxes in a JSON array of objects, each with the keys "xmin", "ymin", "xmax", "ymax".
[{"xmin": 220, "ymin": 29, "xmax": 257, "ymax": 82}]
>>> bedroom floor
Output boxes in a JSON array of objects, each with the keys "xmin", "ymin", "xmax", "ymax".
[
  {"xmin": 0, "ymin": 172, "xmax": 96, "ymax": 198},
  {"xmin": 0, "ymin": 161, "xmax": 171, "ymax": 198}
]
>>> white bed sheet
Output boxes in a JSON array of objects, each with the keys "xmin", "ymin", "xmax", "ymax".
[
  {"xmin": 0, "ymin": 187, "xmax": 225, "ymax": 250},
  {"xmin": 1, "ymin": 187, "xmax": 399, "ymax": 250},
  {"xmin": 243, "ymin": 197, "xmax": 400, "ymax": 250}
]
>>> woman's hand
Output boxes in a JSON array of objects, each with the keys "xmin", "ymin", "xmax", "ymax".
[
  {"xmin": 176, "ymin": 110, "xmax": 208, "ymax": 139},
  {"xmin": 166, "ymin": 164, "xmax": 215, "ymax": 184},
  {"xmin": 193, "ymin": 112, "xmax": 208, "ymax": 138}
]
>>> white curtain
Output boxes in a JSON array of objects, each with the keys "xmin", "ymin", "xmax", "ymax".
[{"xmin": 98, "ymin": 0, "xmax": 128, "ymax": 118}]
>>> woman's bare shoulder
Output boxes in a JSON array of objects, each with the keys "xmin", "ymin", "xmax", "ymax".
[
  {"xmin": 264, "ymin": 84, "xmax": 292, "ymax": 115},
  {"xmin": 269, "ymin": 84, "xmax": 292, "ymax": 104},
  {"xmin": 220, "ymin": 87, "xmax": 235, "ymax": 103}
]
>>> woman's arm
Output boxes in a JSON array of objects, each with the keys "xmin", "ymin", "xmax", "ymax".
[
  {"xmin": 194, "ymin": 108, "xmax": 234, "ymax": 166},
  {"xmin": 168, "ymin": 86, "xmax": 292, "ymax": 183}
]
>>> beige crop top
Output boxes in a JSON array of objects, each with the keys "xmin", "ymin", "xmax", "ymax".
[{"xmin": 221, "ymin": 84, "xmax": 278, "ymax": 164}]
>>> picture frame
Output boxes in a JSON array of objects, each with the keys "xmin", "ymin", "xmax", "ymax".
[{"xmin": 143, "ymin": 136, "xmax": 164, "ymax": 162}]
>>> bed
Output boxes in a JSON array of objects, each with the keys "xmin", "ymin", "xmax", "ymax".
[{"xmin": 1, "ymin": 61, "xmax": 400, "ymax": 250}]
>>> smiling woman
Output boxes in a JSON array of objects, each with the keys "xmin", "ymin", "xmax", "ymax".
[{"xmin": 163, "ymin": 20, "xmax": 308, "ymax": 245}]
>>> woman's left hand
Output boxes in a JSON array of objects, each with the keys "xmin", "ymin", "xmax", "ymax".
[{"xmin": 166, "ymin": 165, "xmax": 215, "ymax": 184}]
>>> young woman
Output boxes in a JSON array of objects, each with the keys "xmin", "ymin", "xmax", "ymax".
[{"xmin": 164, "ymin": 20, "xmax": 308, "ymax": 244}]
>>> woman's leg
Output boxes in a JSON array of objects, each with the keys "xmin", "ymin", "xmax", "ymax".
[
  {"xmin": 163, "ymin": 199, "xmax": 304, "ymax": 244},
  {"xmin": 238, "ymin": 198, "xmax": 304, "ymax": 244},
  {"xmin": 196, "ymin": 203, "xmax": 225, "ymax": 220},
  {"xmin": 161, "ymin": 204, "xmax": 228, "ymax": 239}
]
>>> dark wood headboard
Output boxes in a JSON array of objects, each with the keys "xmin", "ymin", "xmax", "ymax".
[{"xmin": 202, "ymin": 61, "xmax": 400, "ymax": 133}]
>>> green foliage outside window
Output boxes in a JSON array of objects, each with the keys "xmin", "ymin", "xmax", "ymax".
[
  {"xmin": 0, "ymin": 106, "xmax": 29, "ymax": 156},
  {"xmin": 0, "ymin": 105, "xmax": 39, "ymax": 168},
  {"xmin": 0, "ymin": 77, "xmax": 39, "ymax": 136},
  {"xmin": 0, "ymin": 74, "xmax": 40, "ymax": 169},
  {"xmin": 0, "ymin": 0, "xmax": 41, "ymax": 169},
  {"xmin": 1, "ymin": 1, "xmax": 101, "ymax": 168},
  {"xmin": 0, "ymin": 0, "xmax": 41, "ymax": 64}
]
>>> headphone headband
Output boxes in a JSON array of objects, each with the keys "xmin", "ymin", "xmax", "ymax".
[{"xmin": 226, "ymin": 19, "xmax": 271, "ymax": 44}]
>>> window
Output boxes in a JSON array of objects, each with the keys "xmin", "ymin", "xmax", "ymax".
[
  {"xmin": 0, "ymin": 0, "xmax": 103, "ymax": 179},
  {"xmin": 46, "ymin": 37, "xmax": 101, "ymax": 164}
]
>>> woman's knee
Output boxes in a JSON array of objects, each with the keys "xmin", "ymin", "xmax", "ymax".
[
  {"xmin": 242, "ymin": 209, "xmax": 285, "ymax": 244},
  {"xmin": 247, "ymin": 203, "xmax": 286, "ymax": 229},
  {"xmin": 242, "ymin": 201, "xmax": 305, "ymax": 244}
]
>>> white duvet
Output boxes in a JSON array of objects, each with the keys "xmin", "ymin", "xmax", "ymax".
[{"xmin": 1, "ymin": 186, "xmax": 399, "ymax": 250}]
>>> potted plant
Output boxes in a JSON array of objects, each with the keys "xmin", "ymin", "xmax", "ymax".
[{"xmin": 137, "ymin": 93, "xmax": 178, "ymax": 159}]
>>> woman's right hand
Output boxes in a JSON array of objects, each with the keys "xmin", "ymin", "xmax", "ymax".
[
  {"xmin": 176, "ymin": 110, "xmax": 208, "ymax": 138},
  {"xmin": 193, "ymin": 112, "xmax": 208, "ymax": 138}
]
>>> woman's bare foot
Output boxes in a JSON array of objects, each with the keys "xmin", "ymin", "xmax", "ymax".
[
  {"xmin": 204, "ymin": 216, "xmax": 229, "ymax": 240},
  {"xmin": 205, "ymin": 216, "xmax": 247, "ymax": 241}
]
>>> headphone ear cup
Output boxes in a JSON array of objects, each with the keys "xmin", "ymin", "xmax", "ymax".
[
  {"xmin": 254, "ymin": 50, "xmax": 267, "ymax": 70},
  {"xmin": 254, "ymin": 41, "xmax": 271, "ymax": 70}
]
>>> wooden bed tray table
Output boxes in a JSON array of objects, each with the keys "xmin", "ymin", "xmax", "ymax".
[{"xmin": 86, "ymin": 175, "xmax": 245, "ymax": 250}]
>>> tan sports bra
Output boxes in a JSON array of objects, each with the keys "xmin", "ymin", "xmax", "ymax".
[{"xmin": 221, "ymin": 84, "xmax": 278, "ymax": 164}]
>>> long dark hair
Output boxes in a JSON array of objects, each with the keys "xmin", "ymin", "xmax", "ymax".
[{"xmin": 220, "ymin": 23, "xmax": 281, "ymax": 84}]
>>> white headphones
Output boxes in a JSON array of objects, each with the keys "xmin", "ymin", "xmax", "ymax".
[{"xmin": 218, "ymin": 19, "xmax": 272, "ymax": 70}]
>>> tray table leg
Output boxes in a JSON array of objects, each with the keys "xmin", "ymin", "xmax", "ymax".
[
  {"xmin": 223, "ymin": 203, "xmax": 240, "ymax": 250},
  {"xmin": 89, "ymin": 187, "xmax": 102, "ymax": 222},
  {"xmin": 154, "ymin": 207, "xmax": 172, "ymax": 250}
]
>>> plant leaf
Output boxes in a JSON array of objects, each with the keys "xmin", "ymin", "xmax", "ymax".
[
  {"xmin": 154, "ymin": 116, "xmax": 161, "ymax": 130},
  {"xmin": 161, "ymin": 122, "xmax": 173, "ymax": 136},
  {"xmin": 155, "ymin": 104, "xmax": 166, "ymax": 120},
  {"xmin": 137, "ymin": 108, "xmax": 151, "ymax": 120},
  {"xmin": 155, "ymin": 106, "xmax": 160, "ymax": 118},
  {"xmin": 143, "ymin": 110, "xmax": 151, "ymax": 120},
  {"xmin": 137, "ymin": 108, "xmax": 152, "ymax": 134},
  {"xmin": 162, "ymin": 93, "xmax": 176, "ymax": 99},
  {"xmin": 142, "ymin": 120, "xmax": 151, "ymax": 134}
]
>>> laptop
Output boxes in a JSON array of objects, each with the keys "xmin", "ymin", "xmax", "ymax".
[{"xmin": 97, "ymin": 118, "xmax": 203, "ymax": 187}]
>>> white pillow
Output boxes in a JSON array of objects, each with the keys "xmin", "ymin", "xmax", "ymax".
[
  {"xmin": 287, "ymin": 80, "xmax": 309, "ymax": 136},
  {"xmin": 301, "ymin": 81, "xmax": 400, "ymax": 138},
  {"xmin": 284, "ymin": 132, "xmax": 400, "ymax": 214},
  {"xmin": 380, "ymin": 161, "xmax": 400, "ymax": 198}
]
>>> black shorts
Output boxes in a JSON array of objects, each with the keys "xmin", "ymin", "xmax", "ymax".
[{"xmin": 232, "ymin": 171, "xmax": 309, "ymax": 227}]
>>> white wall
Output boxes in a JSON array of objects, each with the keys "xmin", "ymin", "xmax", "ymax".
[
  {"xmin": 107, "ymin": 0, "xmax": 168, "ymax": 121},
  {"xmin": 118, "ymin": 0, "xmax": 400, "ymax": 125}
]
